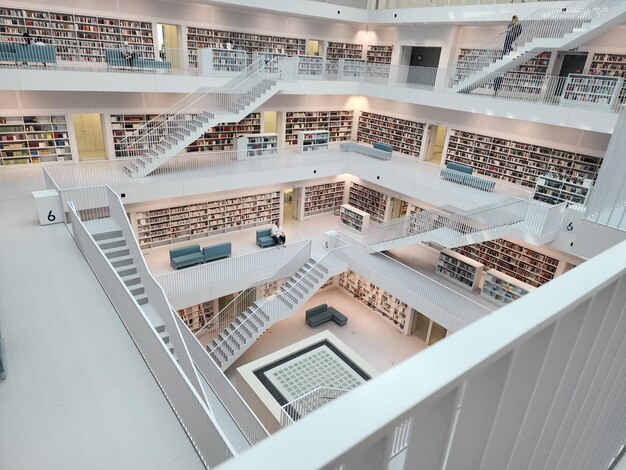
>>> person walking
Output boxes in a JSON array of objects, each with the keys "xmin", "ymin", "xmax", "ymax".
[
  {"xmin": 503, "ymin": 15, "xmax": 522, "ymax": 56},
  {"xmin": 270, "ymin": 221, "xmax": 286, "ymax": 247}
]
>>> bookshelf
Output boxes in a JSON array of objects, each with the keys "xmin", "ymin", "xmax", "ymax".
[
  {"xmin": 197, "ymin": 48, "xmax": 247, "ymax": 73},
  {"xmin": 302, "ymin": 181, "xmax": 345, "ymax": 218},
  {"xmin": 340, "ymin": 204, "xmax": 371, "ymax": 233},
  {"xmin": 338, "ymin": 58, "xmax": 366, "ymax": 79},
  {"xmin": 348, "ymin": 182, "xmax": 389, "ymax": 224},
  {"xmin": 436, "ymin": 249, "xmax": 484, "ymax": 290},
  {"xmin": 560, "ymin": 74, "xmax": 623, "ymax": 109},
  {"xmin": 0, "ymin": 8, "xmax": 155, "ymax": 63},
  {"xmin": 320, "ymin": 276, "xmax": 336, "ymax": 290},
  {"xmin": 297, "ymin": 55, "xmax": 325, "ymax": 78},
  {"xmin": 177, "ymin": 300, "xmax": 217, "ymax": 333},
  {"xmin": 454, "ymin": 238, "xmax": 560, "ymax": 287},
  {"xmin": 0, "ymin": 115, "xmax": 72, "ymax": 165},
  {"xmin": 366, "ymin": 45, "xmax": 393, "ymax": 64},
  {"xmin": 135, "ymin": 190, "xmax": 281, "ymax": 249},
  {"xmin": 587, "ymin": 53, "xmax": 626, "ymax": 104},
  {"xmin": 110, "ymin": 114, "xmax": 158, "ymax": 157},
  {"xmin": 454, "ymin": 49, "xmax": 552, "ymax": 94},
  {"xmin": 339, "ymin": 270, "xmax": 409, "ymax": 332},
  {"xmin": 188, "ymin": 113, "xmax": 261, "ymax": 153},
  {"xmin": 297, "ymin": 130, "xmax": 329, "ymax": 153},
  {"xmin": 326, "ymin": 41, "xmax": 363, "ymax": 60},
  {"xmin": 186, "ymin": 27, "xmax": 305, "ymax": 66},
  {"xmin": 236, "ymin": 133, "xmax": 278, "ymax": 160},
  {"xmin": 356, "ymin": 111, "xmax": 428, "ymax": 158},
  {"xmin": 481, "ymin": 269, "xmax": 535, "ymax": 306},
  {"xmin": 444, "ymin": 129, "xmax": 602, "ymax": 188},
  {"xmin": 257, "ymin": 278, "xmax": 288, "ymax": 298},
  {"xmin": 284, "ymin": 111, "xmax": 354, "ymax": 145},
  {"xmin": 533, "ymin": 172, "xmax": 594, "ymax": 205}
]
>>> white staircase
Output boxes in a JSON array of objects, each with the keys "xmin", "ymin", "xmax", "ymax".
[
  {"xmin": 207, "ymin": 257, "xmax": 347, "ymax": 371},
  {"xmin": 121, "ymin": 58, "xmax": 282, "ymax": 178},
  {"xmin": 89, "ymin": 221, "xmax": 176, "ymax": 354},
  {"xmin": 451, "ymin": 0, "xmax": 626, "ymax": 93},
  {"xmin": 366, "ymin": 198, "xmax": 534, "ymax": 251}
]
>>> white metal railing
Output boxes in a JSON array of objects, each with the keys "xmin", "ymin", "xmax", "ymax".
[
  {"xmin": 452, "ymin": 0, "xmax": 622, "ymax": 88},
  {"xmin": 195, "ymin": 239, "xmax": 312, "ymax": 345},
  {"xmin": 280, "ymin": 387, "xmax": 348, "ymax": 428},
  {"xmin": 68, "ymin": 201, "xmax": 235, "ymax": 468},
  {"xmin": 217, "ymin": 237, "xmax": 626, "ymax": 470},
  {"xmin": 156, "ymin": 240, "xmax": 312, "ymax": 299},
  {"xmin": 330, "ymin": 232, "xmax": 493, "ymax": 327}
]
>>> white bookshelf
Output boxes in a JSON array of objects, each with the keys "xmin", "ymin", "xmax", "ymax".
[
  {"xmin": 197, "ymin": 48, "xmax": 247, "ymax": 73},
  {"xmin": 0, "ymin": 115, "xmax": 72, "ymax": 165},
  {"xmin": 587, "ymin": 52, "xmax": 626, "ymax": 104},
  {"xmin": 339, "ymin": 270, "xmax": 409, "ymax": 332},
  {"xmin": 481, "ymin": 269, "xmax": 535, "ymax": 306},
  {"xmin": 257, "ymin": 278, "xmax": 288, "ymax": 298},
  {"xmin": 444, "ymin": 129, "xmax": 602, "ymax": 188},
  {"xmin": 533, "ymin": 172, "xmax": 594, "ymax": 205},
  {"xmin": 436, "ymin": 249, "xmax": 484, "ymax": 290},
  {"xmin": 284, "ymin": 111, "xmax": 353, "ymax": 145},
  {"xmin": 340, "ymin": 204, "xmax": 370, "ymax": 233},
  {"xmin": 297, "ymin": 130, "xmax": 329, "ymax": 153},
  {"xmin": 110, "ymin": 113, "xmax": 158, "ymax": 157},
  {"xmin": 177, "ymin": 300, "xmax": 217, "ymax": 333},
  {"xmin": 326, "ymin": 41, "xmax": 363, "ymax": 60},
  {"xmin": 347, "ymin": 182, "xmax": 389, "ymax": 224},
  {"xmin": 135, "ymin": 190, "xmax": 281, "ymax": 249},
  {"xmin": 357, "ymin": 111, "xmax": 428, "ymax": 158},
  {"xmin": 301, "ymin": 181, "xmax": 345, "ymax": 218},
  {"xmin": 560, "ymin": 74, "xmax": 623, "ymax": 109},
  {"xmin": 297, "ymin": 55, "xmax": 325, "ymax": 78},
  {"xmin": 454, "ymin": 238, "xmax": 560, "ymax": 288},
  {"xmin": 236, "ymin": 133, "xmax": 278, "ymax": 160},
  {"xmin": 366, "ymin": 45, "xmax": 393, "ymax": 64},
  {"xmin": 253, "ymin": 51, "xmax": 287, "ymax": 72},
  {"xmin": 338, "ymin": 58, "xmax": 366, "ymax": 79}
]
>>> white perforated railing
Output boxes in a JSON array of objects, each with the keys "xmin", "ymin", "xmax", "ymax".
[{"xmin": 280, "ymin": 387, "xmax": 348, "ymax": 427}]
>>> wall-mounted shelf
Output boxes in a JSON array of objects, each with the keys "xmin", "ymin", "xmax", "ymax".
[
  {"xmin": 297, "ymin": 55, "xmax": 325, "ymax": 78},
  {"xmin": 533, "ymin": 172, "xmax": 593, "ymax": 205},
  {"xmin": 297, "ymin": 130, "xmax": 329, "ymax": 153},
  {"xmin": 560, "ymin": 74, "xmax": 623, "ymax": 109},
  {"xmin": 347, "ymin": 182, "xmax": 389, "ymax": 224},
  {"xmin": 366, "ymin": 45, "xmax": 393, "ymax": 64},
  {"xmin": 587, "ymin": 53, "xmax": 626, "ymax": 104},
  {"xmin": 197, "ymin": 47, "xmax": 247, "ymax": 74},
  {"xmin": 444, "ymin": 129, "xmax": 602, "ymax": 188},
  {"xmin": 326, "ymin": 41, "xmax": 363, "ymax": 60},
  {"xmin": 436, "ymin": 249, "xmax": 484, "ymax": 290},
  {"xmin": 284, "ymin": 110, "xmax": 353, "ymax": 145},
  {"xmin": 340, "ymin": 204, "xmax": 370, "ymax": 233},
  {"xmin": 338, "ymin": 58, "xmax": 366, "ymax": 79},
  {"xmin": 302, "ymin": 181, "xmax": 345, "ymax": 218},
  {"xmin": 0, "ymin": 115, "xmax": 72, "ymax": 165},
  {"xmin": 134, "ymin": 190, "xmax": 281, "ymax": 249},
  {"xmin": 236, "ymin": 133, "xmax": 278, "ymax": 160},
  {"xmin": 454, "ymin": 238, "xmax": 560, "ymax": 288},
  {"xmin": 357, "ymin": 111, "xmax": 428, "ymax": 158},
  {"xmin": 177, "ymin": 300, "xmax": 216, "ymax": 333},
  {"xmin": 481, "ymin": 269, "xmax": 535, "ymax": 306}
]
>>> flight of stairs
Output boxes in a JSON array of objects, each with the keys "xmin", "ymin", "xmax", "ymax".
[
  {"xmin": 123, "ymin": 78, "xmax": 279, "ymax": 178},
  {"xmin": 207, "ymin": 259, "xmax": 335, "ymax": 371},
  {"xmin": 90, "ymin": 222, "xmax": 175, "ymax": 354}
]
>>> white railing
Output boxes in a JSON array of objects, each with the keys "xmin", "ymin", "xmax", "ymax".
[
  {"xmin": 195, "ymin": 239, "xmax": 312, "ymax": 345},
  {"xmin": 280, "ymin": 387, "xmax": 348, "ymax": 428},
  {"xmin": 156, "ymin": 239, "xmax": 312, "ymax": 299},
  {"xmin": 453, "ymin": 0, "xmax": 621, "ymax": 87},
  {"xmin": 330, "ymin": 232, "xmax": 493, "ymax": 328},
  {"xmin": 68, "ymin": 201, "xmax": 235, "ymax": 468},
  {"xmin": 217, "ymin": 237, "xmax": 626, "ymax": 470}
]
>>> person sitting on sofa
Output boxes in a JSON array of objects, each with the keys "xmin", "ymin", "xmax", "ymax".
[
  {"xmin": 270, "ymin": 221, "xmax": 286, "ymax": 247},
  {"xmin": 119, "ymin": 41, "xmax": 136, "ymax": 68}
]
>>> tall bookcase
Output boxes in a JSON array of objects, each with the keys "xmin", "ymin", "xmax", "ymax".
[
  {"xmin": 110, "ymin": 112, "xmax": 261, "ymax": 157},
  {"xmin": 326, "ymin": 41, "xmax": 363, "ymax": 60},
  {"xmin": 587, "ymin": 53, "xmax": 626, "ymax": 104},
  {"xmin": 444, "ymin": 129, "xmax": 602, "ymax": 188},
  {"xmin": 284, "ymin": 111, "xmax": 354, "ymax": 145},
  {"xmin": 235, "ymin": 133, "xmax": 278, "ymax": 160},
  {"xmin": 177, "ymin": 300, "xmax": 217, "ymax": 333},
  {"xmin": 436, "ymin": 249, "xmax": 484, "ymax": 290},
  {"xmin": 533, "ymin": 172, "xmax": 594, "ymax": 205},
  {"xmin": 293, "ymin": 181, "xmax": 345, "ymax": 219},
  {"xmin": 339, "ymin": 270, "xmax": 410, "ymax": 332},
  {"xmin": 197, "ymin": 48, "xmax": 247, "ymax": 73},
  {"xmin": 356, "ymin": 111, "xmax": 428, "ymax": 158},
  {"xmin": 134, "ymin": 190, "xmax": 281, "ymax": 249},
  {"xmin": 0, "ymin": 7, "xmax": 155, "ymax": 62},
  {"xmin": 340, "ymin": 204, "xmax": 371, "ymax": 233},
  {"xmin": 366, "ymin": 45, "xmax": 393, "ymax": 64},
  {"xmin": 481, "ymin": 270, "xmax": 535, "ymax": 306},
  {"xmin": 0, "ymin": 115, "xmax": 72, "ymax": 165},
  {"xmin": 186, "ymin": 27, "xmax": 305, "ymax": 66},
  {"xmin": 560, "ymin": 74, "xmax": 623, "ymax": 108},
  {"xmin": 454, "ymin": 238, "xmax": 561, "ymax": 288},
  {"xmin": 347, "ymin": 182, "xmax": 390, "ymax": 224}
]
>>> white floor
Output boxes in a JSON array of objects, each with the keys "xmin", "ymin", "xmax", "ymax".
[{"xmin": 0, "ymin": 167, "xmax": 204, "ymax": 470}]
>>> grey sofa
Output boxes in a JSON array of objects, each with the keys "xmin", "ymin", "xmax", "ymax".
[
  {"xmin": 305, "ymin": 304, "xmax": 348, "ymax": 327},
  {"xmin": 203, "ymin": 242, "xmax": 231, "ymax": 262},
  {"xmin": 170, "ymin": 244, "xmax": 204, "ymax": 269},
  {"xmin": 105, "ymin": 48, "xmax": 171, "ymax": 70},
  {"xmin": 440, "ymin": 162, "xmax": 495, "ymax": 192},
  {"xmin": 256, "ymin": 228, "xmax": 277, "ymax": 248}
]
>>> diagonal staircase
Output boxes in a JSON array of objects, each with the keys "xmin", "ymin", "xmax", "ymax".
[
  {"xmin": 451, "ymin": 0, "xmax": 626, "ymax": 93},
  {"xmin": 121, "ymin": 58, "xmax": 282, "ymax": 178},
  {"xmin": 365, "ymin": 198, "xmax": 532, "ymax": 251},
  {"xmin": 207, "ymin": 257, "xmax": 348, "ymax": 371}
]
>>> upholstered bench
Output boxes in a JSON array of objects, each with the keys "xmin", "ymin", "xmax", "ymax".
[
  {"xmin": 339, "ymin": 142, "xmax": 392, "ymax": 160},
  {"xmin": 16, "ymin": 44, "xmax": 57, "ymax": 65},
  {"xmin": 203, "ymin": 242, "xmax": 231, "ymax": 262},
  {"xmin": 373, "ymin": 142, "xmax": 393, "ymax": 154},
  {"xmin": 440, "ymin": 162, "xmax": 495, "ymax": 192},
  {"xmin": 256, "ymin": 228, "xmax": 277, "ymax": 248},
  {"xmin": 305, "ymin": 304, "xmax": 348, "ymax": 327},
  {"xmin": 105, "ymin": 48, "xmax": 171, "ymax": 69},
  {"xmin": 169, "ymin": 244, "xmax": 205, "ymax": 269}
]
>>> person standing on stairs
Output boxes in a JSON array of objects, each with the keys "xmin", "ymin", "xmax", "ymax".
[
  {"xmin": 271, "ymin": 221, "xmax": 286, "ymax": 247},
  {"xmin": 494, "ymin": 15, "xmax": 522, "ymax": 95}
]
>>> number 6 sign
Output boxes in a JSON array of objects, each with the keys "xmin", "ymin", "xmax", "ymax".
[{"xmin": 32, "ymin": 189, "xmax": 64, "ymax": 226}]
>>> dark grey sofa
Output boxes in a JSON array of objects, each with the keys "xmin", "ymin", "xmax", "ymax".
[{"xmin": 305, "ymin": 303, "xmax": 348, "ymax": 327}]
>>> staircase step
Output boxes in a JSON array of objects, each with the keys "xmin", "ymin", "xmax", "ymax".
[
  {"xmin": 110, "ymin": 254, "xmax": 134, "ymax": 268},
  {"xmin": 128, "ymin": 283, "xmax": 145, "ymax": 296},
  {"xmin": 116, "ymin": 264, "xmax": 137, "ymax": 277},
  {"xmin": 121, "ymin": 273, "xmax": 141, "ymax": 287},
  {"xmin": 97, "ymin": 236, "xmax": 126, "ymax": 250},
  {"xmin": 282, "ymin": 290, "xmax": 299, "ymax": 305},
  {"xmin": 278, "ymin": 296, "xmax": 294, "ymax": 309},
  {"xmin": 92, "ymin": 229, "xmax": 123, "ymax": 241},
  {"xmin": 134, "ymin": 293, "xmax": 149, "ymax": 305}
]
